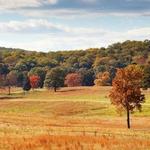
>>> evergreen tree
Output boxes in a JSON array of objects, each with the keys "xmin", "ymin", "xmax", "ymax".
[{"xmin": 23, "ymin": 76, "xmax": 31, "ymax": 92}]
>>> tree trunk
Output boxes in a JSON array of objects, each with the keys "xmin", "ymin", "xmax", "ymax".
[
  {"xmin": 8, "ymin": 86, "xmax": 11, "ymax": 95},
  {"xmin": 127, "ymin": 106, "xmax": 130, "ymax": 129},
  {"xmin": 54, "ymin": 87, "xmax": 57, "ymax": 92}
]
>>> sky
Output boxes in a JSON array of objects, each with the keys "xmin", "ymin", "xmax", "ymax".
[{"xmin": 0, "ymin": 0, "xmax": 150, "ymax": 51}]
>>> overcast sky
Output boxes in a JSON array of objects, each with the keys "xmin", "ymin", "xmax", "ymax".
[{"xmin": 0, "ymin": 0, "xmax": 150, "ymax": 51}]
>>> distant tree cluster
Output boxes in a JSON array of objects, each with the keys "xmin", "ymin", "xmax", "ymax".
[{"xmin": 0, "ymin": 40, "xmax": 150, "ymax": 93}]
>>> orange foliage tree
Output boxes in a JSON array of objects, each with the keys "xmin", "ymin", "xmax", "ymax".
[
  {"xmin": 65, "ymin": 73, "xmax": 82, "ymax": 87},
  {"xmin": 29, "ymin": 75, "xmax": 40, "ymax": 90},
  {"xmin": 109, "ymin": 65, "xmax": 145, "ymax": 129}
]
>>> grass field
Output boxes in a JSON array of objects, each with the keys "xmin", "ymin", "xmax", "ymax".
[{"xmin": 0, "ymin": 86, "xmax": 150, "ymax": 150}]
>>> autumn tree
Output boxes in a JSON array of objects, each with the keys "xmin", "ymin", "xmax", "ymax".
[
  {"xmin": 65, "ymin": 73, "xmax": 82, "ymax": 87},
  {"xmin": 28, "ymin": 67, "xmax": 46, "ymax": 88},
  {"xmin": 44, "ymin": 67, "xmax": 66, "ymax": 92},
  {"xmin": 109, "ymin": 65, "xmax": 145, "ymax": 129},
  {"xmin": 94, "ymin": 71, "xmax": 110, "ymax": 86},
  {"xmin": 29, "ymin": 75, "xmax": 40, "ymax": 90}
]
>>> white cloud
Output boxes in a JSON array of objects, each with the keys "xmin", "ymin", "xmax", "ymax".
[
  {"xmin": 0, "ymin": 35, "xmax": 103, "ymax": 51},
  {"xmin": 0, "ymin": 19, "xmax": 65, "ymax": 33},
  {"xmin": 46, "ymin": 0, "xmax": 58, "ymax": 4},
  {"xmin": 0, "ymin": 0, "xmax": 58, "ymax": 9},
  {"xmin": 13, "ymin": 9, "xmax": 150, "ymax": 19},
  {"xmin": 0, "ymin": 5, "xmax": 150, "ymax": 18},
  {"xmin": 1, "ymin": 30, "xmax": 148, "ymax": 52},
  {"xmin": 0, "ymin": 0, "xmax": 149, "ymax": 18},
  {"xmin": 127, "ymin": 27, "xmax": 150, "ymax": 36},
  {"xmin": 1, "ymin": 19, "xmax": 149, "ymax": 37},
  {"xmin": 0, "ymin": 19, "xmax": 109, "ymax": 35},
  {"xmin": 0, "ymin": 19, "xmax": 149, "ymax": 51}
]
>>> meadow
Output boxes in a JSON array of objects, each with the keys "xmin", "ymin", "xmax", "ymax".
[{"xmin": 0, "ymin": 86, "xmax": 150, "ymax": 150}]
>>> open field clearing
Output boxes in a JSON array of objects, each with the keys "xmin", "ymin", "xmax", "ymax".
[{"xmin": 0, "ymin": 86, "xmax": 150, "ymax": 149}]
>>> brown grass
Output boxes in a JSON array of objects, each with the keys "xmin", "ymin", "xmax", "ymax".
[{"xmin": 1, "ymin": 134, "xmax": 150, "ymax": 150}]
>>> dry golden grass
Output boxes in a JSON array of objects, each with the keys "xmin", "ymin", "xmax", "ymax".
[
  {"xmin": 0, "ymin": 86, "xmax": 149, "ymax": 149},
  {"xmin": 1, "ymin": 134, "xmax": 150, "ymax": 150}
]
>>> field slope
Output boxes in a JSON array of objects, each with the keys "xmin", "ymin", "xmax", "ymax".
[{"xmin": 0, "ymin": 86, "xmax": 150, "ymax": 150}]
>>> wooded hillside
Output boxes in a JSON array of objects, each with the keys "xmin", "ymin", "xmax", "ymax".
[{"xmin": 0, "ymin": 40, "xmax": 150, "ymax": 89}]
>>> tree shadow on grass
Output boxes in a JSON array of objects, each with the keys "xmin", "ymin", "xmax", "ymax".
[
  {"xmin": 0, "ymin": 96, "xmax": 23, "ymax": 100},
  {"xmin": 58, "ymin": 88, "xmax": 85, "ymax": 93}
]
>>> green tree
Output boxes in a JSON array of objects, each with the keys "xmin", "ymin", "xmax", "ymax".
[
  {"xmin": 23, "ymin": 76, "xmax": 31, "ymax": 93},
  {"xmin": 142, "ymin": 64, "xmax": 150, "ymax": 90},
  {"xmin": 16, "ymin": 71, "xmax": 27, "ymax": 87},
  {"xmin": 78, "ymin": 68, "xmax": 95, "ymax": 86},
  {"xmin": 44, "ymin": 67, "xmax": 66, "ymax": 92},
  {"xmin": 0, "ymin": 63, "xmax": 9, "ymax": 78}
]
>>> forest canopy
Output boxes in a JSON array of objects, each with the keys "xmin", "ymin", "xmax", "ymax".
[{"xmin": 0, "ymin": 40, "xmax": 150, "ymax": 89}]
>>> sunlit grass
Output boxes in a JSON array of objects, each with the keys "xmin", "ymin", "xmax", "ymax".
[{"xmin": 0, "ymin": 86, "xmax": 149, "ymax": 149}]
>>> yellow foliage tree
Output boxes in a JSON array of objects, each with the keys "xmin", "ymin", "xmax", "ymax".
[{"xmin": 94, "ymin": 71, "xmax": 110, "ymax": 86}]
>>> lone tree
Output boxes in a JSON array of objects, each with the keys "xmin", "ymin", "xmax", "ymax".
[
  {"xmin": 44, "ymin": 67, "xmax": 65, "ymax": 92},
  {"xmin": 109, "ymin": 65, "xmax": 145, "ymax": 129}
]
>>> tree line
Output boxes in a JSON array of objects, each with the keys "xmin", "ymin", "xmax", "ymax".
[{"xmin": 0, "ymin": 40, "xmax": 150, "ymax": 93}]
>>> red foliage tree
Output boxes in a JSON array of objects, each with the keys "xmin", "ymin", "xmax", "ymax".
[
  {"xmin": 29, "ymin": 75, "xmax": 40, "ymax": 90},
  {"xmin": 65, "ymin": 73, "xmax": 82, "ymax": 87}
]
